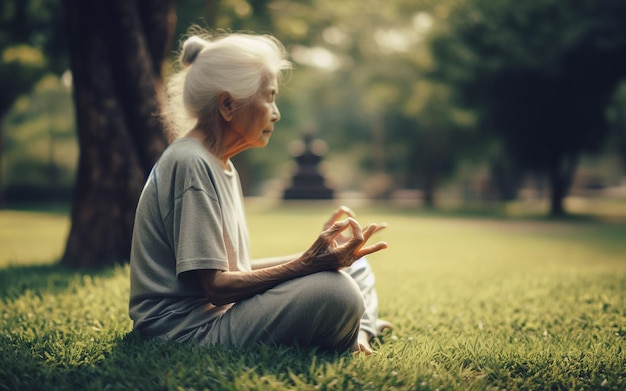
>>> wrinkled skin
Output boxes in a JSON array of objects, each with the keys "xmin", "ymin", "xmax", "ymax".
[{"xmin": 299, "ymin": 214, "xmax": 387, "ymax": 274}]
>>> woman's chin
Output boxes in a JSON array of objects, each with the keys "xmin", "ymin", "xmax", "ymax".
[{"xmin": 259, "ymin": 132, "xmax": 272, "ymax": 146}]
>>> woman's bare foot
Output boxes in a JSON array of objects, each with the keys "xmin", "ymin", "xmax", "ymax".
[
  {"xmin": 376, "ymin": 319, "xmax": 392, "ymax": 335},
  {"xmin": 353, "ymin": 330, "xmax": 374, "ymax": 355},
  {"xmin": 353, "ymin": 320, "xmax": 393, "ymax": 355}
]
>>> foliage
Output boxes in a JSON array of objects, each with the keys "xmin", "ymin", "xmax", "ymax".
[
  {"xmin": 386, "ymin": 81, "xmax": 478, "ymax": 205},
  {"xmin": 2, "ymin": 74, "xmax": 76, "ymax": 203},
  {"xmin": 429, "ymin": 0, "xmax": 626, "ymax": 214},
  {"xmin": 169, "ymin": 0, "xmax": 472, "ymax": 199},
  {"xmin": 258, "ymin": 0, "xmax": 480, "ymax": 200},
  {"xmin": 0, "ymin": 0, "xmax": 68, "ymax": 119},
  {"xmin": 607, "ymin": 81, "xmax": 626, "ymax": 172},
  {"xmin": 0, "ymin": 0, "xmax": 68, "ymax": 205},
  {"xmin": 0, "ymin": 0, "xmax": 66, "ymax": 73},
  {"xmin": 0, "ymin": 0, "xmax": 66, "ymax": 114},
  {"xmin": 3, "ymin": 0, "xmax": 626, "ymax": 209},
  {"xmin": 0, "ymin": 45, "xmax": 46, "ymax": 117},
  {"xmin": 1, "ymin": 206, "xmax": 626, "ymax": 390}
]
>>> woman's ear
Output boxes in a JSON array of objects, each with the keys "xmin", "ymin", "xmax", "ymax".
[{"xmin": 218, "ymin": 92, "xmax": 234, "ymax": 122}]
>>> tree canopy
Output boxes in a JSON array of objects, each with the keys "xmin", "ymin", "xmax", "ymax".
[
  {"xmin": 429, "ymin": 0, "xmax": 626, "ymax": 214},
  {"xmin": 0, "ymin": 0, "xmax": 67, "ymax": 204}
]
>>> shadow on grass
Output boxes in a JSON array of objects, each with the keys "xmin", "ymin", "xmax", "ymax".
[
  {"xmin": 105, "ymin": 334, "xmax": 354, "ymax": 390},
  {"xmin": 0, "ymin": 262, "xmax": 120, "ymax": 301},
  {"xmin": 0, "ymin": 261, "xmax": 357, "ymax": 389},
  {"xmin": 0, "ymin": 330, "xmax": 354, "ymax": 390}
]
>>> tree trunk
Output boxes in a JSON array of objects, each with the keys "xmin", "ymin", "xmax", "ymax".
[
  {"xmin": 489, "ymin": 157, "xmax": 521, "ymax": 201},
  {"xmin": 423, "ymin": 188, "xmax": 435, "ymax": 208},
  {"xmin": 422, "ymin": 176, "xmax": 437, "ymax": 209},
  {"xmin": 62, "ymin": 0, "xmax": 174, "ymax": 267},
  {"xmin": 548, "ymin": 156, "xmax": 577, "ymax": 217}
]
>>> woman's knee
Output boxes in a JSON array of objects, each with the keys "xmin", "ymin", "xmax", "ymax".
[
  {"xmin": 299, "ymin": 271, "xmax": 365, "ymax": 320},
  {"xmin": 215, "ymin": 271, "xmax": 364, "ymax": 351}
]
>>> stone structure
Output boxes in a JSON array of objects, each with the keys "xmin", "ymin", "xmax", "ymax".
[{"xmin": 282, "ymin": 132, "xmax": 334, "ymax": 200}]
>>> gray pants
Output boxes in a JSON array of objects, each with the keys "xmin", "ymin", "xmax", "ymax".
[
  {"xmin": 344, "ymin": 257, "xmax": 379, "ymax": 337},
  {"xmin": 199, "ymin": 258, "xmax": 380, "ymax": 352}
]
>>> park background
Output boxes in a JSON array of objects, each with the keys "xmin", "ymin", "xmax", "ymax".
[
  {"xmin": 3, "ymin": 0, "xmax": 626, "ymax": 220},
  {"xmin": 1, "ymin": 0, "xmax": 626, "ymax": 390}
]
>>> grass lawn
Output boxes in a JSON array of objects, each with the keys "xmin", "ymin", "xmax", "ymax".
[{"xmin": 1, "ymin": 202, "xmax": 625, "ymax": 390}]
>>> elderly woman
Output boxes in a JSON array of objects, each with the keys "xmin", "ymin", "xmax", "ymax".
[{"xmin": 129, "ymin": 31, "xmax": 390, "ymax": 354}]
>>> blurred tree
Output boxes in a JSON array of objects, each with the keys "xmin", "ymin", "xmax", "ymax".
[
  {"xmin": 0, "ymin": 0, "xmax": 67, "ymax": 205},
  {"xmin": 430, "ymin": 0, "xmax": 626, "ymax": 216},
  {"xmin": 607, "ymin": 82, "xmax": 626, "ymax": 173},
  {"xmin": 62, "ymin": 0, "xmax": 174, "ymax": 267},
  {"xmin": 392, "ymin": 81, "xmax": 476, "ymax": 207},
  {"xmin": 0, "ymin": 45, "xmax": 45, "ymax": 205},
  {"xmin": 267, "ymin": 0, "xmax": 474, "ymax": 203},
  {"xmin": 3, "ymin": 74, "xmax": 77, "ymax": 203},
  {"xmin": 165, "ymin": 0, "xmax": 466, "ymax": 202},
  {"xmin": 175, "ymin": 0, "xmax": 218, "ymax": 32}
]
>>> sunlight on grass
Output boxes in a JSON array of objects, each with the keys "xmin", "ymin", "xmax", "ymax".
[
  {"xmin": 1, "ymin": 204, "xmax": 625, "ymax": 390},
  {"xmin": 0, "ymin": 210, "xmax": 70, "ymax": 267}
]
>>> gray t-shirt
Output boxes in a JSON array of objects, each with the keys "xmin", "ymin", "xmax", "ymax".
[{"xmin": 129, "ymin": 138, "xmax": 250, "ymax": 342}]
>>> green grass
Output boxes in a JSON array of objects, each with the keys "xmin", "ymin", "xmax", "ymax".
[{"xmin": 1, "ymin": 203, "xmax": 625, "ymax": 390}]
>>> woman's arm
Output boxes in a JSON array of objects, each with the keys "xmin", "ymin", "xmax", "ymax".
[
  {"xmin": 198, "ymin": 218, "xmax": 387, "ymax": 306},
  {"xmin": 249, "ymin": 206, "xmax": 386, "ymax": 271},
  {"xmin": 250, "ymin": 253, "xmax": 300, "ymax": 270},
  {"xmin": 198, "ymin": 260, "xmax": 308, "ymax": 305}
]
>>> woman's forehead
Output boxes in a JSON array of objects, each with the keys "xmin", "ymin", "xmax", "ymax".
[
  {"xmin": 258, "ymin": 75, "xmax": 278, "ymax": 96},
  {"xmin": 263, "ymin": 74, "xmax": 278, "ymax": 89}
]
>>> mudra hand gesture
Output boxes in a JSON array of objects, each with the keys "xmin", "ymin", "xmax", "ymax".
[{"xmin": 300, "ymin": 206, "xmax": 388, "ymax": 272}]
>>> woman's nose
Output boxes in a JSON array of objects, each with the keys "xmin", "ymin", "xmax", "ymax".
[{"xmin": 272, "ymin": 103, "xmax": 281, "ymax": 122}]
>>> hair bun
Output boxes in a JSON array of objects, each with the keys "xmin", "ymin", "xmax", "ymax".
[{"xmin": 181, "ymin": 36, "xmax": 208, "ymax": 66}]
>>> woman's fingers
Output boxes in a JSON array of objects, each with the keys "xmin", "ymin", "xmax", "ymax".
[
  {"xmin": 337, "ymin": 220, "xmax": 389, "ymax": 263},
  {"xmin": 329, "ymin": 220, "xmax": 387, "ymax": 250},
  {"xmin": 323, "ymin": 206, "xmax": 356, "ymax": 229},
  {"xmin": 362, "ymin": 223, "xmax": 384, "ymax": 241},
  {"xmin": 321, "ymin": 218, "xmax": 355, "ymax": 242},
  {"xmin": 318, "ymin": 216, "xmax": 388, "ymax": 268},
  {"xmin": 348, "ymin": 222, "xmax": 388, "ymax": 259},
  {"xmin": 354, "ymin": 223, "xmax": 386, "ymax": 249},
  {"xmin": 372, "ymin": 222, "xmax": 388, "ymax": 235},
  {"xmin": 335, "ymin": 205, "xmax": 356, "ymax": 219},
  {"xmin": 346, "ymin": 217, "xmax": 364, "ymax": 242},
  {"xmin": 354, "ymin": 241, "xmax": 388, "ymax": 259}
]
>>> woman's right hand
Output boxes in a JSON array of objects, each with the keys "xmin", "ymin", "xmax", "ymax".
[{"xmin": 298, "ymin": 217, "xmax": 387, "ymax": 273}]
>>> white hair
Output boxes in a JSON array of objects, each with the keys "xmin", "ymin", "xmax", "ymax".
[{"xmin": 163, "ymin": 30, "xmax": 293, "ymax": 145}]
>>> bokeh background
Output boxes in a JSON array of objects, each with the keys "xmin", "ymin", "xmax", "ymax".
[{"xmin": 2, "ymin": 0, "xmax": 626, "ymax": 266}]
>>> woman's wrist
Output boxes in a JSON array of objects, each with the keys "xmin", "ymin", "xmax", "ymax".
[{"xmin": 284, "ymin": 253, "xmax": 320, "ymax": 276}]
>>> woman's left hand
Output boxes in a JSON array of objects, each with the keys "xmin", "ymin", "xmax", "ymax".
[
  {"xmin": 323, "ymin": 206, "xmax": 387, "ymax": 246},
  {"xmin": 297, "ymin": 216, "xmax": 387, "ymax": 273}
]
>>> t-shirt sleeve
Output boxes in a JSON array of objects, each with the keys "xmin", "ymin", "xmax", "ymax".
[{"xmin": 172, "ymin": 181, "xmax": 229, "ymax": 278}]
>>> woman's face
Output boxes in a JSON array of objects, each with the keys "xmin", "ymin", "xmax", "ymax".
[{"xmin": 228, "ymin": 75, "xmax": 281, "ymax": 150}]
